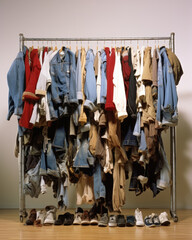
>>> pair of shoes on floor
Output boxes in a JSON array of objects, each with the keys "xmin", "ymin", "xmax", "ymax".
[
  {"xmin": 108, "ymin": 215, "xmax": 126, "ymax": 227},
  {"xmin": 81, "ymin": 210, "xmax": 99, "ymax": 226},
  {"xmin": 144, "ymin": 211, "xmax": 170, "ymax": 227},
  {"xmin": 73, "ymin": 207, "xmax": 99, "ymax": 226},
  {"xmin": 25, "ymin": 206, "xmax": 57, "ymax": 226},
  {"xmin": 55, "ymin": 212, "xmax": 74, "ymax": 225},
  {"xmin": 144, "ymin": 213, "xmax": 160, "ymax": 227},
  {"xmin": 108, "ymin": 215, "xmax": 136, "ymax": 227}
]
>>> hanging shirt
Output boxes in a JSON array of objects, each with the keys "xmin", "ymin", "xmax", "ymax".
[
  {"xmin": 105, "ymin": 47, "xmax": 116, "ymax": 111},
  {"xmin": 113, "ymin": 50, "xmax": 128, "ymax": 121}
]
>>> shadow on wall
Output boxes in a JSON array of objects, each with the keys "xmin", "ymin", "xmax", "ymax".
[
  {"xmin": 123, "ymin": 112, "xmax": 192, "ymax": 210},
  {"xmin": 176, "ymin": 112, "xmax": 192, "ymax": 209}
]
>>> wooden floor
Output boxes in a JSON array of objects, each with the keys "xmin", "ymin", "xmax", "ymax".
[{"xmin": 0, "ymin": 209, "xmax": 192, "ymax": 240}]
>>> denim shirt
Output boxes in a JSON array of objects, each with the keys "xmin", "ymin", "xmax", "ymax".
[
  {"xmin": 157, "ymin": 47, "xmax": 178, "ymax": 126},
  {"xmin": 100, "ymin": 49, "xmax": 107, "ymax": 104},
  {"xmin": 7, "ymin": 50, "xmax": 25, "ymax": 120},
  {"xmin": 49, "ymin": 48, "xmax": 78, "ymax": 116},
  {"xmin": 84, "ymin": 49, "xmax": 97, "ymax": 111}
]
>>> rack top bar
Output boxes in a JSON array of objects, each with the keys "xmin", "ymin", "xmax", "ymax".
[{"xmin": 20, "ymin": 35, "xmax": 172, "ymax": 42}]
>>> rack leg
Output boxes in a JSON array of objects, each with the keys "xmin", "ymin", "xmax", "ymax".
[
  {"xmin": 19, "ymin": 136, "xmax": 27, "ymax": 222},
  {"xmin": 170, "ymin": 126, "xmax": 178, "ymax": 222}
]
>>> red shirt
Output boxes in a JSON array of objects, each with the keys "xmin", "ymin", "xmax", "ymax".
[
  {"xmin": 105, "ymin": 47, "xmax": 116, "ymax": 111},
  {"xmin": 121, "ymin": 52, "xmax": 131, "ymax": 100},
  {"xmin": 19, "ymin": 49, "xmax": 41, "ymax": 129}
]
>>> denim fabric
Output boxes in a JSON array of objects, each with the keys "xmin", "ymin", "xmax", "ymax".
[
  {"xmin": 138, "ymin": 129, "xmax": 147, "ymax": 152},
  {"xmin": 156, "ymin": 135, "xmax": 170, "ymax": 189},
  {"xmin": 84, "ymin": 49, "xmax": 97, "ymax": 111},
  {"xmin": 133, "ymin": 112, "xmax": 141, "ymax": 137},
  {"xmin": 100, "ymin": 49, "xmax": 107, "ymax": 104},
  {"xmin": 121, "ymin": 116, "xmax": 138, "ymax": 147},
  {"xmin": 57, "ymin": 178, "xmax": 68, "ymax": 210},
  {"xmin": 76, "ymin": 50, "xmax": 83, "ymax": 101},
  {"xmin": 24, "ymin": 161, "xmax": 41, "ymax": 198},
  {"xmin": 7, "ymin": 50, "xmax": 25, "ymax": 120},
  {"xmin": 52, "ymin": 117, "xmax": 69, "ymax": 152},
  {"xmin": 93, "ymin": 161, "xmax": 106, "ymax": 200},
  {"xmin": 156, "ymin": 48, "xmax": 178, "ymax": 126},
  {"xmin": 50, "ymin": 49, "xmax": 78, "ymax": 116},
  {"xmin": 39, "ymin": 141, "xmax": 59, "ymax": 178},
  {"xmin": 73, "ymin": 131, "xmax": 95, "ymax": 168}
]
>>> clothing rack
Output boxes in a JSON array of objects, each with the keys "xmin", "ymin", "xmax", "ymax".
[{"xmin": 18, "ymin": 32, "xmax": 178, "ymax": 223}]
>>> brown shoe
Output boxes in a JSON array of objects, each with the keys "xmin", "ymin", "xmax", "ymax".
[
  {"xmin": 81, "ymin": 210, "xmax": 90, "ymax": 225},
  {"xmin": 25, "ymin": 209, "xmax": 37, "ymax": 225}
]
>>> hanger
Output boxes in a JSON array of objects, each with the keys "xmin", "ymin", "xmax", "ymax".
[
  {"xmin": 54, "ymin": 41, "xmax": 57, "ymax": 51},
  {"xmin": 31, "ymin": 40, "xmax": 34, "ymax": 50},
  {"xmin": 136, "ymin": 40, "xmax": 139, "ymax": 50},
  {"xmin": 69, "ymin": 41, "xmax": 71, "ymax": 50},
  {"xmin": 76, "ymin": 41, "xmax": 78, "ymax": 52},
  {"xmin": 96, "ymin": 41, "xmax": 98, "ymax": 52}
]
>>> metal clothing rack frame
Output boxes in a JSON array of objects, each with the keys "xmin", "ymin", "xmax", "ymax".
[{"xmin": 18, "ymin": 32, "xmax": 178, "ymax": 222}]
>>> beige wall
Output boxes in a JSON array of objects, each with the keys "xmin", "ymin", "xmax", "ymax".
[{"xmin": 0, "ymin": 0, "xmax": 192, "ymax": 209}]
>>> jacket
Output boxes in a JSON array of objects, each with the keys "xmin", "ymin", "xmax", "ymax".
[
  {"xmin": 156, "ymin": 47, "xmax": 178, "ymax": 126},
  {"xmin": 7, "ymin": 50, "xmax": 25, "ymax": 120}
]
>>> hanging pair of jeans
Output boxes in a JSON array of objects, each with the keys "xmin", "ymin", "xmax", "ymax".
[{"xmin": 39, "ymin": 140, "xmax": 59, "ymax": 178}]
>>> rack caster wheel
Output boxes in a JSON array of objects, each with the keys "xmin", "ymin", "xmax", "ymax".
[{"xmin": 170, "ymin": 211, "xmax": 178, "ymax": 222}]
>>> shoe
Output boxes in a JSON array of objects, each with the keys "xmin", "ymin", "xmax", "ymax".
[
  {"xmin": 117, "ymin": 215, "xmax": 126, "ymax": 227},
  {"xmin": 81, "ymin": 210, "xmax": 90, "ymax": 225},
  {"xmin": 34, "ymin": 210, "xmax": 46, "ymax": 226},
  {"xmin": 126, "ymin": 215, "xmax": 136, "ymax": 227},
  {"xmin": 144, "ymin": 215, "xmax": 155, "ymax": 227},
  {"xmin": 98, "ymin": 213, "xmax": 108, "ymax": 227},
  {"xmin": 135, "ymin": 208, "xmax": 144, "ymax": 227},
  {"xmin": 90, "ymin": 214, "xmax": 99, "ymax": 225},
  {"xmin": 89, "ymin": 205, "xmax": 98, "ymax": 225},
  {"xmin": 44, "ymin": 206, "xmax": 57, "ymax": 225},
  {"xmin": 108, "ymin": 215, "xmax": 117, "ymax": 227},
  {"xmin": 151, "ymin": 213, "xmax": 160, "ymax": 226},
  {"xmin": 159, "ymin": 212, "xmax": 170, "ymax": 226},
  {"xmin": 54, "ymin": 214, "xmax": 65, "ymax": 225},
  {"xmin": 25, "ymin": 209, "xmax": 37, "ymax": 225},
  {"xmin": 73, "ymin": 207, "xmax": 83, "ymax": 225},
  {"xmin": 63, "ymin": 212, "xmax": 74, "ymax": 225}
]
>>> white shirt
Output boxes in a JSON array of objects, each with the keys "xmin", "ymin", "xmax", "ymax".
[{"xmin": 113, "ymin": 50, "xmax": 128, "ymax": 121}]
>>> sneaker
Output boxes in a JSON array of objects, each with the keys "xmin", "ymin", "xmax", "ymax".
[
  {"xmin": 126, "ymin": 215, "xmax": 136, "ymax": 227},
  {"xmin": 159, "ymin": 212, "xmax": 170, "ymax": 226},
  {"xmin": 89, "ymin": 205, "xmax": 99, "ymax": 225},
  {"xmin": 108, "ymin": 215, "xmax": 117, "ymax": 227},
  {"xmin": 25, "ymin": 209, "xmax": 36, "ymax": 225},
  {"xmin": 81, "ymin": 210, "xmax": 90, "ymax": 225},
  {"xmin": 34, "ymin": 210, "xmax": 46, "ymax": 226},
  {"xmin": 73, "ymin": 207, "xmax": 83, "ymax": 225},
  {"xmin": 63, "ymin": 212, "xmax": 74, "ymax": 225},
  {"xmin": 44, "ymin": 206, "xmax": 56, "ymax": 226},
  {"xmin": 152, "ymin": 213, "xmax": 160, "ymax": 226},
  {"xmin": 117, "ymin": 215, "xmax": 126, "ymax": 227},
  {"xmin": 144, "ymin": 215, "xmax": 155, "ymax": 227},
  {"xmin": 135, "ymin": 208, "xmax": 144, "ymax": 227},
  {"xmin": 90, "ymin": 214, "xmax": 99, "ymax": 225},
  {"xmin": 98, "ymin": 213, "xmax": 108, "ymax": 227}
]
